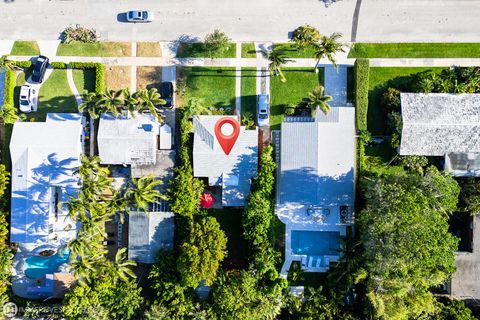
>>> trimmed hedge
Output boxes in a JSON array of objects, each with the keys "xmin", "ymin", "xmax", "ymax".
[
  {"xmin": 12, "ymin": 61, "xmax": 32, "ymax": 69},
  {"xmin": 354, "ymin": 59, "xmax": 370, "ymax": 131},
  {"xmin": 50, "ymin": 62, "xmax": 67, "ymax": 69},
  {"xmin": 3, "ymin": 70, "xmax": 15, "ymax": 106},
  {"xmin": 69, "ymin": 62, "xmax": 104, "ymax": 93}
]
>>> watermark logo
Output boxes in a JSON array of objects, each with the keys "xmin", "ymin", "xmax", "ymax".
[{"xmin": 3, "ymin": 302, "xmax": 18, "ymax": 318}]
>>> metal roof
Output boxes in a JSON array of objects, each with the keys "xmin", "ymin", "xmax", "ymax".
[
  {"xmin": 128, "ymin": 210, "xmax": 174, "ymax": 264},
  {"xmin": 400, "ymin": 93, "xmax": 480, "ymax": 156},
  {"xmin": 97, "ymin": 113, "xmax": 159, "ymax": 165},
  {"xmin": 9, "ymin": 113, "xmax": 84, "ymax": 245},
  {"xmin": 193, "ymin": 115, "xmax": 258, "ymax": 206}
]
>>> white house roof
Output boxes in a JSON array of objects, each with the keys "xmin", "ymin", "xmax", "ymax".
[
  {"xmin": 9, "ymin": 113, "xmax": 84, "ymax": 245},
  {"xmin": 400, "ymin": 93, "xmax": 480, "ymax": 156},
  {"xmin": 193, "ymin": 115, "xmax": 258, "ymax": 206},
  {"xmin": 276, "ymin": 107, "xmax": 355, "ymax": 226},
  {"xmin": 97, "ymin": 113, "xmax": 159, "ymax": 165}
]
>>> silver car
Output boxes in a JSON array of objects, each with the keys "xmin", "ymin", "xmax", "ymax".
[
  {"xmin": 257, "ymin": 94, "xmax": 270, "ymax": 127},
  {"xmin": 126, "ymin": 10, "xmax": 154, "ymax": 23}
]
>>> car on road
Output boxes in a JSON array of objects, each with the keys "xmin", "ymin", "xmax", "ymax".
[
  {"xmin": 31, "ymin": 55, "xmax": 49, "ymax": 83},
  {"xmin": 19, "ymin": 85, "xmax": 36, "ymax": 113},
  {"xmin": 161, "ymin": 82, "xmax": 174, "ymax": 108},
  {"xmin": 126, "ymin": 10, "xmax": 154, "ymax": 23},
  {"xmin": 257, "ymin": 94, "xmax": 270, "ymax": 127}
]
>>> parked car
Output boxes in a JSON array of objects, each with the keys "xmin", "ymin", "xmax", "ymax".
[
  {"xmin": 126, "ymin": 10, "xmax": 154, "ymax": 23},
  {"xmin": 257, "ymin": 94, "xmax": 270, "ymax": 127},
  {"xmin": 31, "ymin": 55, "xmax": 49, "ymax": 83},
  {"xmin": 161, "ymin": 82, "xmax": 174, "ymax": 108},
  {"xmin": 19, "ymin": 85, "xmax": 36, "ymax": 113}
]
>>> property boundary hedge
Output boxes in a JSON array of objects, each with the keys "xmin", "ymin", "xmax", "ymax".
[
  {"xmin": 69, "ymin": 62, "xmax": 105, "ymax": 93},
  {"xmin": 354, "ymin": 58, "xmax": 370, "ymax": 131}
]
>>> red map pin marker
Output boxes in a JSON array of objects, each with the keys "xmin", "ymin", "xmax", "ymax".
[{"xmin": 214, "ymin": 117, "xmax": 240, "ymax": 156}]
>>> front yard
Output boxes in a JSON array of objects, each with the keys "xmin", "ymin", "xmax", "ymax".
[
  {"xmin": 10, "ymin": 41, "xmax": 40, "ymax": 56},
  {"xmin": 270, "ymin": 67, "xmax": 324, "ymax": 130},
  {"xmin": 176, "ymin": 43, "xmax": 237, "ymax": 58},
  {"xmin": 180, "ymin": 67, "xmax": 236, "ymax": 112},
  {"xmin": 56, "ymin": 42, "xmax": 132, "ymax": 57},
  {"xmin": 349, "ymin": 43, "xmax": 480, "ymax": 58}
]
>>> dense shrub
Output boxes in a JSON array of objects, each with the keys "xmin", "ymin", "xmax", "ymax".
[
  {"xmin": 203, "ymin": 29, "xmax": 231, "ymax": 58},
  {"xmin": 61, "ymin": 25, "xmax": 98, "ymax": 44},
  {"xmin": 50, "ymin": 62, "xmax": 67, "ymax": 69},
  {"xmin": 395, "ymin": 155, "xmax": 429, "ymax": 174},
  {"xmin": 291, "ymin": 24, "xmax": 321, "ymax": 49},
  {"xmin": 387, "ymin": 111, "xmax": 402, "ymax": 148},
  {"xmin": 381, "ymin": 87, "xmax": 401, "ymax": 112},
  {"xmin": 354, "ymin": 59, "xmax": 370, "ymax": 131}
]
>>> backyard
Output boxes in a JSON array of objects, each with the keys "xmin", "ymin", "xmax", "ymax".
[
  {"xmin": 270, "ymin": 67, "xmax": 324, "ymax": 130},
  {"xmin": 180, "ymin": 67, "xmax": 236, "ymax": 112}
]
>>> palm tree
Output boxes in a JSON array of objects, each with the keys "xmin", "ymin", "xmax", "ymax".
[
  {"xmin": 102, "ymin": 248, "xmax": 137, "ymax": 283},
  {"xmin": 307, "ymin": 85, "xmax": 332, "ymax": 117},
  {"xmin": 121, "ymin": 87, "xmax": 139, "ymax": 116},
  {"xmin": 135, "ymin": 88, "xmax": 166, "ymax": 122},
  {"xmin": 0, "ymin": 104, "xmax": 20, "ymax": 124},
  {"xmin": 313, "ymin": 32, "xmax": 345, "ymax": 71},
  {"xmin": 124, "ymin": 174, "xmax": 164, "ymax": 212},
  {"xmin": 0, "ymin": 55, "xmax": 15, "ymax": 71},
  {"xmin": 79, "ymin": 92, "xmax": 102, "ymax": 119},
  {"xmin": 183, "ymin": 97, "xmax": 211, "ymax": 118},
  {"xmin": 96, "ymin": 89, "xmax": 124, "ymax": 116},
  {"xmin": 266, "ymin": 49, "xmax": 291, "ymax": 82}
]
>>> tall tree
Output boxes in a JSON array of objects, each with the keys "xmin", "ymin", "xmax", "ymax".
[
  {"xmin": 135, "ymin": 88, "xmax": 166, "ymax": 122},
  {"xmin": 203, "ymin": 29, "xmax": 231, "ymax": 58},
  {"xmin": 177, "ymin": 216, "xmax": 227, "ymax": 287},
  {"xmin": 124, "ymin": 174, "xmax": 164, "ymax": 212},
  {"xmin": 79, "ymin": 92, "xmax": 102, "ymax": 119},
  {"xmin": 358, "ymin": 167, "xmax": 460, "ymax": 320},
  {"xmin": 306, "ymin": 85, "xmax": 332, "ymax": 117},
  {"xmin": 96, "ymin": 89, "xmax": 124, "ymax": 116},
  {"xmin": 267, "ymin": 49, "xmax": 291, "ymax": 82},
  {"xmin": 313, "ymin": 32, "xmax": 345, "ymax": 71}
]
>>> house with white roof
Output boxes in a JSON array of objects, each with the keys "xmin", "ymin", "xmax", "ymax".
[
  {"xmin": 275, "ymin": 107, "xmax": 355, "ymax": 275},
  {"xmin": 97, "ymin": 113, "xmax": 172, "ymax": 166},
  {"xmin": 193, "ymin": 115, "xmax": 258, "ymax": 207},
  {"xmin": 399, "ymin": 93, "xmax": 480, "ymax": 176},
  {"xmin": 9, "ymin": 113, "xmax": 84, "ymax": 298}
]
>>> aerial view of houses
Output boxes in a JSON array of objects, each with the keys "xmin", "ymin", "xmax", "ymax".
[{"xmin": 0, "ymin": 1, "xmax": 480, "ymax": 319}]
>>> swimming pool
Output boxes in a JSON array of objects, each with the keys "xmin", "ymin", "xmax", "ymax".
[
  {"xmin": 291, "ymin": 231, "xmax": 341, "ymax": 256},
  {"xmin": 24, "ymin": 248, "xmax": 70, "ymax": 279}
]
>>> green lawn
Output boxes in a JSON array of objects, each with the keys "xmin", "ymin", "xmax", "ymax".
[
  {"xmin": 182, "ymin": 67, "xmax": 236, "ymax": 112},
  {"xmin": 72, "ymin": 68, "xmax": 96, "ymax": 95},
  {"xmin": 273, "ymin": 43, "xmax": 316, "ymax": 58},
  {"xmin": 367, "ymin": 67, "xmax": 446, "ymax": 135},
  {"xmin": 241, "ymin": 43, "xmax": 257, "ymax": 58},
  {"xmin": 207, "ymin": 208, "xmax": 248, "ymax": 270},
  {"xmin": 176, "ymin": 43, "xmax": 237, "ymax": 58},
  {"xmin": 10, "ymin": 41, "xmax": 40, "ymax": 56},
  {"xmin": 270, "ymin": 68, "xmax": 324, "ymax": 130},
  {"xmin": 56, "ymin": 42, "xmax": 131, "ymax": 57},
  {"xmin": 34, "ymin": 69, "xmax": 78, "ymax": 121},
  {"xmin": 241, "ymin": 68, "xmax": 257, "ymax": 117},
  {"xmin": 349, "ymin": 43, "xmax": 480, "ymax": 58}
]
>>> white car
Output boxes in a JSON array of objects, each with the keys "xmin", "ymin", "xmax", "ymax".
[
  {"xmin": 19, "ymin": 85, "xmax": 36, "ymax": 113},
  {"xmin": 126, "ymin": 10, "xmax": 154, "ymax": 23},
  {"xmin": 257, "ymin": 94, "xmax": 270, "ymax": 127}
]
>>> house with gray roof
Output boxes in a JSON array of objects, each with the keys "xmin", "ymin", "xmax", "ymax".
[
  {"xmin": 275, "ymin": 107, "xmax": 355, "ymax": 275},
  {"xmin": 400, "ymin": 93, "xmax": 480, "ymax": 176},
  {"xmin": 193, "ymin": 115, "xmax": 258, "ymax": 207},
  {"xmin": 98, "ymin": 113, "xmax": 173, "ymax": 166}
]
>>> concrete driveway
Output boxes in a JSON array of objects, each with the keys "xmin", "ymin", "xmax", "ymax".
[{"xmin": 21, "ymin": 66, "xmax": 53, "ymax": 113}]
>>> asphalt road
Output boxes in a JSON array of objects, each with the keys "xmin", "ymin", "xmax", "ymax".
[{"xmin": 0, "ymin": 0, "xmax": 480, "ymax": 42}]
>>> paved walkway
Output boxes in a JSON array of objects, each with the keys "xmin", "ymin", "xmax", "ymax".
[
  {"xmin": 66, "ymin": 66, "xmax": 82, "ymax": 107},
  {"xmin": 37, "ymin": 40, "xmax": 60, "ymax": 58},
  {"xmin": 324, "ymin": 65, "xmax": 347, "ymax": 107},
  {"xmin": 0, "ymin": 40, "xmax": 14, "ymax": 56}
]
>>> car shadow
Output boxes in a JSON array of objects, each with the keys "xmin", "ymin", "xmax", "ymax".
[{"xmin": 117, "ymin": 13, "xmax": 129, "ymax": 23}]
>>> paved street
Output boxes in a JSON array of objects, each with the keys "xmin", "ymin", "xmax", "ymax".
[{"xmin": 1, "ymin": 0, "xmax": 480, "ymax": 42}]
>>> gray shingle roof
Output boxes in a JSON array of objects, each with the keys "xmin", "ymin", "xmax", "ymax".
[
  {"xmin": 400, "ymin": 93, "xmax": 480, "ymax": 156},
  {"xmin": 193, "ymin": 115, "xmax": 258, "ymax": 206}
]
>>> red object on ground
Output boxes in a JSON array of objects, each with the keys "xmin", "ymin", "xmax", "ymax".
[
  {"xmin": 200, "ymin": 193, "xmax": 215, "ymax": 209},
  {"xmin": 214, "ymin": 117, "xmax": 240, "ymax": 155}
]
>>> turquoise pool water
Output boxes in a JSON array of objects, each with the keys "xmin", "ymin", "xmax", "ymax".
[
  {"xmin": 291, "ymin": 231, "xmax": 341, "ymax": 256},
  {"xmin": 24, "ymin": 248, "xmax": 70, "ymax": 279}
]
